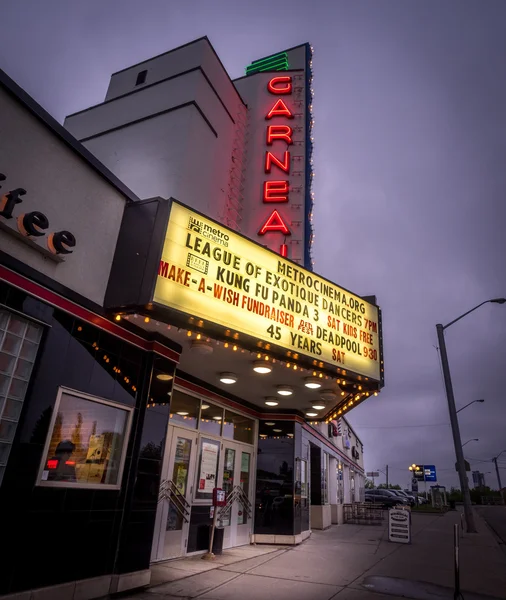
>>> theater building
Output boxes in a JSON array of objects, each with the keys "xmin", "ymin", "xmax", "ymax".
[
  {"xmin": 0, "ymin": 37, "xmax": 383, "ymax": 600},
  {"xmin": 64, "ymin": 37, "xmax": 315, "ymax": 269}
]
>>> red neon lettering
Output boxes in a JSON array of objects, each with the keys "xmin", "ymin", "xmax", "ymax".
[
  {"xmin": 47, "ymin": 459, "xmax": 58, "ymax": 469},
  {"xmin": 65, "ymin": 461, "xmax": 76, "ymax": 466},
  {"xmin": 266, "ymin": 99, "xmax": 294, "ymax": 120},
  {"xmin": 263, "ymin": 181, "xmax": 289, "ymax": 203},
  {"xmin": 258, "ymin": 210, "xmax": 291, "ymax": 236},
  {"xmin": 280, "ymin": 243, "xmax": 288, "ymax": 257},
  {"xmin": 265, "ymin": 151, "xmax": 290, "ymax": 174},
  {"xmin": 266, "ymin": 125, "xmax": 293, "ymax": 145},
  {"xmin": 267, "ymin": 76, "xmax": 292, "ymax": 95}
]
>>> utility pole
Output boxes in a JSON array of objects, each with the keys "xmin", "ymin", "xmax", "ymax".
[
  {"xmin": 493, "ymin": 457, "xmax": 502, "ymax": 490},
  {"xmin": 386, "ymin": 465, "xmax": 389, "ymax": 489},
  {"xmin": 436, "ymin": 324, "xmax": 476, "ymax": 533}
]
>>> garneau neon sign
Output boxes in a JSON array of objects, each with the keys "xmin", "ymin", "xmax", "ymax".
[
  {"xmin": 258, "ymin": 75, "xmax": 294, "ymax": 258},
  {"xmin": 0, "ymin": 172, "xmax": 76, "ymax": 256}
]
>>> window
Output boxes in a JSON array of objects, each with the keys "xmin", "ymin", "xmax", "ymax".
[
  {"xmin": 300, "ymin": 458, "xmax": 308, "ymax": 498},
  {"xmin": 135, "ymin": 70, "xmax": 147, "ymax": 86},
  {"xmin": 167, "ymin": 436, "xmax": 192, "ymax": 531},
  {"xmin": 223, "ymin": 410, "xmax": 254, "ymax": 444},
  {"xmin": 38, "ymin": 388, "xmax": 133, "ymax": 489},
  {"xmin": 238, "ymin": 451, "xmax": 251, "ymax": 525},
  {"xmin": 220, "ymin": 447, "xmax": 235, "ymax": 526},
  {"xmin": 0, "ymin": 309, "xmax": 43, "ymax": 486},
  {"xmin": 199, "ymin": 402, "xmax": 223, "ymax": 436},
  {"xmin": 322, "ymin": 452, "xmax": 329, "ymax": 504},
  {"xmin": 194, "ymin": 437, "xmax": 220, "ymax": 500},
  {"xmin": 169, "ymin": 390, "xmax": 199, "ymax": 429}
]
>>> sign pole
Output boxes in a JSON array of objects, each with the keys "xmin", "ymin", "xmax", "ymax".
[
  {"xmin": 202, "ymin": 510, "xmax": 217, "ymax": 561},
  {"xmin": 453, "ymin": 523, "xmax": 460, "ymax": 599}
]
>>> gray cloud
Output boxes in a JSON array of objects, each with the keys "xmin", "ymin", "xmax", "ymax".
[{"xmin": 2, "ymin": 0, "xmax": 505, "ymax": 489}]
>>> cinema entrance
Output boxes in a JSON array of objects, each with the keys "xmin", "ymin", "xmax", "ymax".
[{"xmin": 151, "ymin": 387, "xmax": 256, "ymax": 560}]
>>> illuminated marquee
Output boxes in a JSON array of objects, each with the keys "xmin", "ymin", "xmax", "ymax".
[
  {"xmin": 258, "ymin": 76, "xmax": 295, "ymax": 256},
  {"xmin": 153, "ymin": 202, "xmax": 382, "ymax": 382}
]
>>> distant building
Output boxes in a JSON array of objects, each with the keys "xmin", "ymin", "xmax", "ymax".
[{"xmin": 472, "ymin": 470, "xmax": 486, "ymax": 488}]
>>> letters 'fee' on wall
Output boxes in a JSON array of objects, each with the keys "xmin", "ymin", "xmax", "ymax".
[{"xmin": 153, "ymin": 202, "xmax": 382, "ymax": 382}]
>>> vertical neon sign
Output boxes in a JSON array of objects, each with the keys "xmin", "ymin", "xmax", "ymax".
[{"xmin": 258, "ymin": 76, "xmax": 293, "ymax": 255}]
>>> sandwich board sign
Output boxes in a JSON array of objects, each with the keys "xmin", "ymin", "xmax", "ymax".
[{"xmin": 388, "ymin": 508, "xmax": 411, "ymax": 544}]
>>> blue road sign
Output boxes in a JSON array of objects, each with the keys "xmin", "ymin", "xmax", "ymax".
[{"xmin": 424, "ymin": 465, "xmax": 437, "ymax": 482}]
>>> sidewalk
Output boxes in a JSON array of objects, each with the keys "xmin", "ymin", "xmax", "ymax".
[{"xmin": 122, "ymin": 510, "xmax": 506, "ymax": 600}]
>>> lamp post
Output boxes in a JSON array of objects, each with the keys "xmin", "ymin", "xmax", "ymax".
[
  {"xmin": 492, "ymin": 451, "xmax": 506, "ymax": 490},
  {"xmin": 462, "ymin": 438, "xmax": 479, "ymax": 448},
  {"xmin": 457, "ymin": 399, "xmax": 485, "ymax": 414},
  {"xmin": 436, "ymin": 297, "xmax": 506, "ymax": 534},
  {"xmin": 409, "ymin": 463, "xmax": 426, "ymax": 497}
]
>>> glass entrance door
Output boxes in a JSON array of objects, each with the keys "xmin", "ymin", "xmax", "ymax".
[
  {"xmin": 220, "ymin": 441, "xmax": 253, "ymax": 548},
  {"xmin": 152, "ymin": 427, "xmax": 197, "ymax": 560}
]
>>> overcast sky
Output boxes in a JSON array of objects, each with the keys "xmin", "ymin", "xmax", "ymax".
[{"xmin": 2, "ymin": 0, "xmax": 505, "ymax": 489}]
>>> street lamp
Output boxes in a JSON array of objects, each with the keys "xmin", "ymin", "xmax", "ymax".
[
  {"xmin": 408, "ymin": 464, "xmax": 427, "ymax": 497},
  {"xmin": 462, "ymin": 438, "xmax": 479, "ymax": 448},
  {"xmin": 456, "ymin": 399, "xmax": 485, "ymax": 414},
  {"xmin": 436, "ymin": 297, "xmax": 506, "ymax": 534}
]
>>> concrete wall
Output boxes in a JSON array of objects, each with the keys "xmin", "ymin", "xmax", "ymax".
[
  {"xmin": 104, "ymin": 38, "xmax": 241, "ymax": 121},
  {"xmin": 65, "ymin": 39, "xmax": 246, "ymax": 228},
  {"xmin": 0, "ymin": 88, "xmax": 126, "ymax": 306},
  {"xmin": 309, "ymin": 418, "xmax": 365, "ymax": 473}
]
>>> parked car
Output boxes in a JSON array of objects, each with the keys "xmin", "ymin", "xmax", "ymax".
[
  {"xmin": 391, "ymin": 490, "xmax": 416, "ymax": 507},
  {"xmin": 365, "ymin": 489, "xmax": 408, "ymax": 508}
]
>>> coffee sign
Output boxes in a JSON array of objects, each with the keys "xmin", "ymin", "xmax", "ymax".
[{"xmin": 0, "ymin": 172, "xmax": 76, "ymax": 258}]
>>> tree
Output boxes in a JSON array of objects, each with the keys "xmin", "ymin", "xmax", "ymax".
[
  {"xmin": 71, "ymin": 412, "xmax": 83, "ymax": 452},
  {"xmin": 30, "ymin": 407, "xmax": 52, "ymax": 445},
  {"xmin": 365, "ymin": 478, "xmax": 375, "ymax": 489},
  {"xmin": 378, "ymin": 483, "xmax": 401, "ymax": 490}
]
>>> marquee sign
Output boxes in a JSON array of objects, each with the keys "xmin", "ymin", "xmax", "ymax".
[{"xmin": 153, "ymin": 202, "xmax": 382, "ymax": 382}]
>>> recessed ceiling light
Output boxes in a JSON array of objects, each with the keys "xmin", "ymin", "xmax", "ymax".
[
  {"xmin": 265, "ymin": 400, "xmax": 279, "ymax": 407},
  {"xmin": 212, "ymin": 416, "xmax": 222, "ymax": 421},
  {"xmin": 253, "ymin": 360, "xmax": 272, "ymax": 374},
  {"xmin": 156, "ymin": 373, "xmax": 173, "ymax": 381},
  {"xmin": 277, "ymin": 385, "xmax": 293, "ymax": 396},
  {"xmin": 201, "ymin": 404, "xmax": 210, "ymax": 410},
  {"xmin": 273, "ymin": 429, "xmax": 282, "ymax": 432},
  {"xmin": 304, "ymin": 377, "xmax": 321, "ymax": 389},
  {"xmin": 265, "ymin": 422, "xmax": 275, "ymax": 426},
  {"xmin": 260, "ymin": 434, "xmax": 267, "ymax": 438},
  {"xmin": 287, "ymin": 433, "xmax": 294, "ymax": 438},
  {"xmin": 219, "ymin": 372, "xmax": 237, "ymax": 384},
  {"xmin": 320, "ymin": 389, "xmax": 337, "ymax": 401},
  {"xmin": 312, "ymin": 403, "xmax": 325, "ymax": 410},
  {"xmin": 306, "ymin": 412, "xmax": 318, "ymax": 417},
  {"xmin": 176, "ymin": 412, "xmax": 189, "ymax": 416}
]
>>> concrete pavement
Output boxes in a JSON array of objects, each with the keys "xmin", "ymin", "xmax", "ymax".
[
  {"xmin": 476, "ymin": 506, "xmax": 506, "ymax": 549},
  {"xmin": 122, "ymin": 509, "xmax": 506, "ymax": 600}
]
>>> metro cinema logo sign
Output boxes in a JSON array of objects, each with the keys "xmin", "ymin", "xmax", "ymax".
[{"xmin": 258, "ymin": 75, "xmax": 294, "ymax": 257}]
